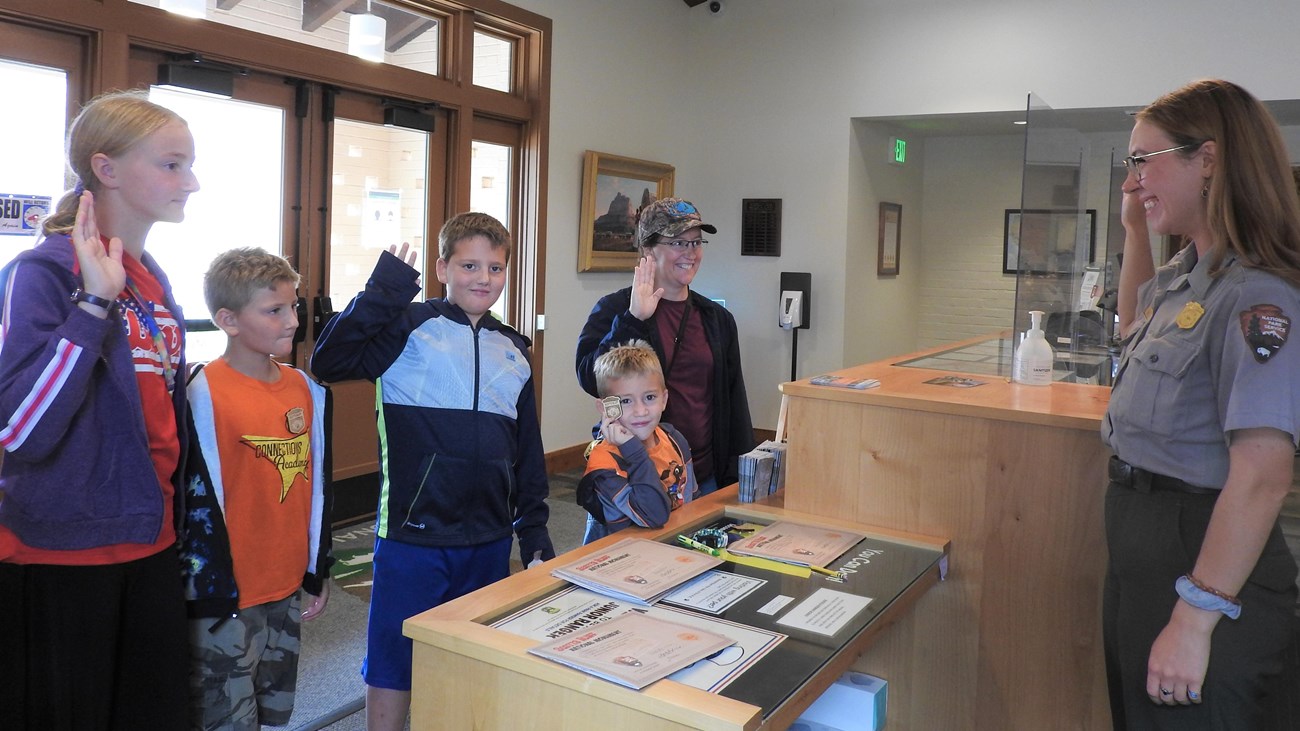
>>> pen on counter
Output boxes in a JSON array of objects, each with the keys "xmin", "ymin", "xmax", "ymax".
[
  {"xmin": 809, "ymin": 564, "xmax": 842, "ymax": 577},
  {"xmin": 677, "ymin": 534, "xmax": 720, "ymax": 556}
]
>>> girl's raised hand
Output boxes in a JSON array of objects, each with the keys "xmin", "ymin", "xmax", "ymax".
[
  {"xmin": 72, "ymin": 191, "xmax": 125, "ymax": 304},
  {"xmin": 628, "ymin": 256, "xmax": 664, "ymax": 321}
]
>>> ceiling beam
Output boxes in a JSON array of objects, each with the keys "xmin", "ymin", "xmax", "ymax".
[{"xmin": 301, "ymin": 0, "xmax": 353, "ymax": 33}]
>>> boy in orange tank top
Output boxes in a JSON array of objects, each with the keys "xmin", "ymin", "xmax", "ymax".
[{"xmin": 179, "ymin": 247, "xmax": 332, "ymax": 730}]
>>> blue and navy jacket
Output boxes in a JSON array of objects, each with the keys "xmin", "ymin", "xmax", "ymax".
[
  {"xmin": 310, "ymin": 251, "xmax": 554, "ymax": 565},
  {"xmin": 179, "ymin": 364, "xmax": 333, "ymax": 618}
]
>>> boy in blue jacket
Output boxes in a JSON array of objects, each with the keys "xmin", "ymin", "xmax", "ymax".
[{"xmin": 311, "ymin": 212, "xmax": 554, "ymax": 731}]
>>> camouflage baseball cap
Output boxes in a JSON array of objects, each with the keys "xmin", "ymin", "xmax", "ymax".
[{"xmin": 635, "ymin": 198, "xmax": 717, "ymax": 245}]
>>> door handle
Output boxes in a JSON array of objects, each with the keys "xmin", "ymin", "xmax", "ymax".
[{"xmin": 313, "ymin": 295, "xmax": 335, "ymax": 339}]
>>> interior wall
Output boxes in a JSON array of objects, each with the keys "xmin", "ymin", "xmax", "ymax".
[
  {"xmin": 513, "ymin": 0, "xmax": 1300, "ymax": 457},
  {"xmin": 844, "ymin": 121, "xmax": 924, "ymax": 366},
  {"xmin": 912, "ymin": 134, "xmax": 1023, "ymax": 347}
]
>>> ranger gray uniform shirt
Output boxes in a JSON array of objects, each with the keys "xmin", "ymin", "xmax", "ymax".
[{"xmin": 1102, "ymin": 245, "xmax": 1300, "ymax": 488}]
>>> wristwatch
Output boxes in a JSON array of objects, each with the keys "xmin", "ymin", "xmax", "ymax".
[{"xmin": 71, "ymin": 288, "xmax": 116, "ymax": 313}]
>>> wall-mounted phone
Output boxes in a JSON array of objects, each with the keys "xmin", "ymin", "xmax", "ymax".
[{"xmin": 778, "ymin": 271, "xmax": 811, "ymax": 330}]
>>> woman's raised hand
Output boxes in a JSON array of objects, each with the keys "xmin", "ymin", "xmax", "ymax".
[
  {"xmin": 72, "ymin": 191, "xmax": 125, "ymax": 304},
  {"xmin": 628, "ymin": 256, "xmax": 664, "ymax": 321}
]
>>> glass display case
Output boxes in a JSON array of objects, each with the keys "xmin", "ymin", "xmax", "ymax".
[{"xmin": 899, "ymin": 93, "xmax": 1123, "ymax": 385}]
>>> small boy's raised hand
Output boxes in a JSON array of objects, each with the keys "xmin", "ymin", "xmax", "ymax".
[
  {"xmin": 628, "ymin": 256, "xmax": 664, "ymax": 321},
  {"xmin": 599, "ymin": 401, "xmax": 635, "ymax": 446},
  {"xmin": 72, "ymin": 191, "xmax": 125, "ymax": 312},
  {"xmin": 301, "ymin": 580, "xmax": 330, "ymax": 621}
]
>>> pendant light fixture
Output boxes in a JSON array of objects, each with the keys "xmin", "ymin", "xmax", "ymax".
[{"xmin": 349, "ymin": 1, "xmax": 387, "ymax": 63}]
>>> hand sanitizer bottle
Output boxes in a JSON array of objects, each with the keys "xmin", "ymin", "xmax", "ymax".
[{"xmin": 1013, "ymin": 310, "xmax": 1054, "ymax": 386}]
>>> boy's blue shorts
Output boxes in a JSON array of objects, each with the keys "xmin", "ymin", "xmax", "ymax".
[{"xmin": 362, "ymin": 535, "xmax": 511, "ymax": 691}]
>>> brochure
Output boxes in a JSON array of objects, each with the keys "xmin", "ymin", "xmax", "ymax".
[
  {"xmin": 492, "ymin": 585, "xmax": 785, "ymax": 692},
  {"xmin": 923, "ymin": 375, "xmax": 987, "ymax": 388},
  {"xmin": 809, "ymin": 374, "xmax": 880, "ymax": 390},
  {"xmin": 726, "ymin": 521, "xmax": 864, "ymax": 569},
  {"xmin": 551, "ymin": 537, "xmax": 723, "ymax": 605},
  {"xmin": 528, "ymin": 612, "xmax": 735, "ymax": 690}
]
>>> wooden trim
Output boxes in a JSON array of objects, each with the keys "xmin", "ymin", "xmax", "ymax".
[{"xmin": 544, "ymin": 442, "xmax": 588, "ymax": 476}]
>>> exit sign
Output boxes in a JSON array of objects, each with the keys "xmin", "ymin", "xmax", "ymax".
[{"xmin": 889, "ymin": 137, "xmax": 907, "ymax": 165}]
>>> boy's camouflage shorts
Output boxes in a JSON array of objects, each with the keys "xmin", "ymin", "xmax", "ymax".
[{"xmin": 187, "ymin": 591, "xmax": 302, "ymax": 730}]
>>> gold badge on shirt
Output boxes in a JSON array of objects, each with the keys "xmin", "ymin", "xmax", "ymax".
[
  {"xmin": 1175, "ymin": 302, "xmax": 1205, "ymax": 329},
  {"xmin": 285, "ymin": 407, "xmax": 306, "ymax": 435}
]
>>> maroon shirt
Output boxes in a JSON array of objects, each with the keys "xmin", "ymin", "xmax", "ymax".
[{"xmin": 655, "ymin": 298, "xmax": 715, "ymax": 480}]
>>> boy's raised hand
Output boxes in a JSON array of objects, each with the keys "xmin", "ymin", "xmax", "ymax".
[
  {"xmin": 72, "ymin": 191, "xmax": 125, "ymax": 309},
  {"xmin": 387, "ymin": 242, "xmax": 420, "ymax": 285},
  {"xmin": 628, "ymin": 256, "xmax": 664, "ymax": 321},
  {"xmin": 387, "ymin": 242, "xmax": 418, "ymax": 268},
  {"xmin": 599, "ymin": 402, "xmax": 635, "ymax": 446}
]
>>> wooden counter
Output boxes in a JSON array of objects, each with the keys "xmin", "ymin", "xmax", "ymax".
[
  {"xmin": 404, "ymin": 490, "xmax": 949, "ymax": 731},
  {"xmin": 780, "ymin": 335, "xmax": 1113, "ymax": 730}
]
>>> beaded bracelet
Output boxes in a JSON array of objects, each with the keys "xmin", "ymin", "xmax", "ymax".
[
  {"xmin": 691, "ymin": 527, "xmax": 730, "ymax": 550},
  {"xmin": 1175, "ymin": 574, "xmax": 1241, "ymax": 620}
]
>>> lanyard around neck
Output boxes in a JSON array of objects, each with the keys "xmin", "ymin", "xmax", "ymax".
[
  {"xmin": 662, "ymin": 294, "xmax": 693, "ymax": 382},
  {"xmin": 121, "ymin": 278, "xmax": 176, "ymax": 393}
]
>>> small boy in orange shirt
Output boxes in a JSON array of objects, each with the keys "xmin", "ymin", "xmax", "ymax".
[
  {"xmin": 580, "ymin": 340, "xmax": 698, "ymax": 543},
  {"xmin": 179, "ymin": 247, "xmax": 332, "ymax": 730}
]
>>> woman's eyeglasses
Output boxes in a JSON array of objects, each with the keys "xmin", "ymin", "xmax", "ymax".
[
  {"xmin": 1122, "ymin": 142, "xmax": 1203, "ymax": 180},
  {"xmin": 654, "ymin": 239, "xmax": 707, "ymax": 249}
]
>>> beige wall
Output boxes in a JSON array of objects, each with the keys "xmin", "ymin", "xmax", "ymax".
[{"xmin": 513, "ymin": 0, "xmax": 1300, "ymax": 457}]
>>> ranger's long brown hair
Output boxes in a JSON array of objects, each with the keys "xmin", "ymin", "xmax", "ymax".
[{"xmin": 1140, "ymin": 79, "xmax": 1300, "ymax": 285}]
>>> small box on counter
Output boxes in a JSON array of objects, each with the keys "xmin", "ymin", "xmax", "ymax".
[{"xmin": 791, "ymin": 671, "xmax": 887, "ymax": 731}]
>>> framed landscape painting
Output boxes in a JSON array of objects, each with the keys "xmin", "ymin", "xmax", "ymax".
[{"xmin": 578, "ymin": 151, "xmax": 675, "ymax": 272}]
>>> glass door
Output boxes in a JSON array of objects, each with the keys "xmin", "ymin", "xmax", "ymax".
[
  {"xmin": 320, "ymin": 91, "xmax": 449, "ymax": 485},
  {"xmin": 128, "ymin": 48, "xmax": 300, "ymax": 365},
  {"xmin": 328, "ymin": 119, "xmax": 432, "ymax": 304},
  {"xmin": 0, "ymin": 21, "xmax": 86, "ymax": 273},
  {"xmin": 471, "ymin": 115, "xmax": 523, "ymax": 328}
]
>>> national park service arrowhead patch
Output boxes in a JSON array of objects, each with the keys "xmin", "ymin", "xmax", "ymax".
[{"xmin": 1239, "ymin": 304, "xmax": 1291, "ymax": 363}]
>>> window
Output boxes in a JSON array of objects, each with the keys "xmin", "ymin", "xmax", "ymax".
[
  {"xmin": 130, "ymin": 0, "xmax": 441, "ymax": 76},
  {"xmin": 470, "ymin": 139, "xmax": 513, "ymax": 322},
  {"xmin": 0, "ymin": 60, "xmax": 67, "ymax": 273},
  {"xmin": 329, "ymin": 119, "xmax": 431, "ymax": 305},
  {"xmin": 145, "ymin": 86, "xmax": 287, "ymax": 363},
  {"xmin": 472, "ymin": 29, "xmax": 513, "ymax": 93}
]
